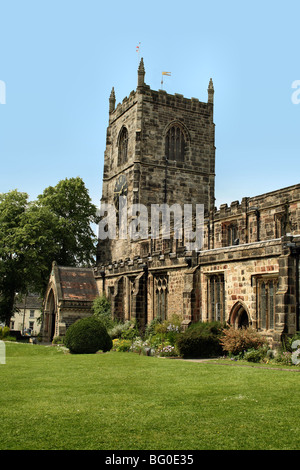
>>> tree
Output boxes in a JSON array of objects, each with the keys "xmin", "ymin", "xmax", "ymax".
[
  {"xmin": 0, "ymin": 191, "xmax": 62, "ymax": 325},
  {"xmin": 92, "ymin": 295, "xmax": 112, "ymax": 329},
  {"xmin": 37, "ymin": 177, "xmax": 99, "ymax": 266},
  {"xmin": 0, "ymin": 190, "xmax": 29, "ymax": 326},
  {"xmin": 0, "ymin": 178, "xmax": 99, "ymax": 326}
]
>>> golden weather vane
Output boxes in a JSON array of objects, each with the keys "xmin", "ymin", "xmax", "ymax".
[
  {"xmin": 161, "ymin": 71, "xmax": 171, "ymax": 89},
  {"xmin": 136, "ymin": 42, "xmax": 141, "ymax": 61}
]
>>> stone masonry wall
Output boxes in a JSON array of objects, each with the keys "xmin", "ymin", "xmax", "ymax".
[{"xmin": 204, "ymin": 184, "xmax": 300, "ymax": 250}]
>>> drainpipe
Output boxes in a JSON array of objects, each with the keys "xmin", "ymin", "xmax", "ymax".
[{"xmin": 142, "ymin": 263, "xmax": 148, "ymax": 326}]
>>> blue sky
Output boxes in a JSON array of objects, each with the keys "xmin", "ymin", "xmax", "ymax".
[{"xmin": 0, "ymin": 0, "xmax": 299, "ymax": 210}]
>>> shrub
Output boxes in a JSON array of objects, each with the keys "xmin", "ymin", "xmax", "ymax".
[
  {"xmin": 274, "ymin": 351, "xmax": 293, "ymax": 365},
  {"xmin": 2, "ymin": 335, "xmax": 16, "ymax": 342},
  {"xmin": 112, "ymin": 338, "xmax": 132, "ymax": 352},
  {"xmin": 0, "ymin": 326, "xmax": 10, "ymax": 339},
  {"xmin": 148, "ymin": 333, "xmax": 164, "ymax": 349},
  {"xmin": 282, "ymin": 332, "xmax": 300, "ymax": 352},
  {"xmin": 119, "ymin": 321, "xmax": 139, "ymax": 340},
  {"xmin": 92, "ymin": 295, "xmax": 113, "ymax": 329},
  {"xmin": 52, "ymin": 336, "xmax": 64, "ymax": 345},
  {"xmin": 144, "ymin": 318, "xmax": 162, "ymax": 338},
  {"xmin": 129, "ymin": 337, "xmax": 148, "ymax": 354},
  {"xmin": 109, "ymin": 321, "xmax": 133, "ymax": 339},
  {"xmin": 244, "ymin": 346, "xmax": 268, "ymax": 363},
  {"xmin": 64, "ymin": 316, "xmax": 112, "ymax": 354},
  {"xmin": 220, "ymin": 326, "xmax": 267, "ymax": 356},
  {"xmin": 176, "ymin": 321, "xmax": 225, "ymax": 358},
  {"xmin": 145, "ymin": 315, "xmax": 182, "ymax": 347},
  {"xmin": 157, "ymin": 343, "xmax": 178, "ymax": 357}
]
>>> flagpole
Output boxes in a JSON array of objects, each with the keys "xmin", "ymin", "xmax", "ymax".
[
  {"xmin": 136, "ymin": 42, "xmax": 141, "ymax": 62},
  {"xmin": 161, "ymin": 72, "xmax": 171, "ymax": 90}
]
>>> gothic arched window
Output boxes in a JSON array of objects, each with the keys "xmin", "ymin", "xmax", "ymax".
[
  {"xmin": 155, "ymin": 276, "xmax": 168, "ymax": 321},
  {"xmin": 165, "ymin": 124, "xmax": 185, "ymax": 162},
  {"xmin": 118, "ymin": 127, "xmax": 128, "ymax": 165}
]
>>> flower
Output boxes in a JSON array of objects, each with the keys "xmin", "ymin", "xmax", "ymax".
[
  {"xmin": 157, "ymin": 343, "xmax": 178, "ymax": 357},
  {"xmin": 167, "ymin": 324, "xmax": 180, "ymax": 332}
]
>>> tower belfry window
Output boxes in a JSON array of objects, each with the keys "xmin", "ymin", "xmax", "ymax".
[
  {"xmin": 165, "ymin": 125, "xmax": 185, "ymax": 162},
  {"xmin": 118, "ymin": 127, "xmax": 128, "ymax": 165}
]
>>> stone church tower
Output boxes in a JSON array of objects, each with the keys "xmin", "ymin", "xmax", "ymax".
[
  {"xmin": 42, "ymin": 59, "xmax": 300, "ymax": 347},
  {"xmin": 94, "ymin": 60, "xmax": 300, "ymax": 345},
  {"xmin": 97, "ymin": 58, "xmax": 215, "ymax": 265}
]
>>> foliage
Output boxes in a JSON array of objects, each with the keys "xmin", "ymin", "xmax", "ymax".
[
  {"xmin": 156, "ymin": 343, "xmax": 178, "ymax": 357},
  {"xmin": 129, "ymin": 337, "xmax": 157, "ymax": 356},
  {"xmin": 148, "ymin": 333, "xmax": 165, "ymax": 349},
  {"xmin": 92, "ymin": 295, "xmax": 113, "ymax": 329},
  {"xmin": 112, "ymin": 338, "xmax": 132, "ymax": 352},
  {"xmin": 281, "ymin": 332, "xmax": 300, "ymax": 352},
  {"xmin": 274, "ymin": 351, "xmax": 293, "ymax": 365},
  {"xmin": 0, "ymin": 326, "xmax": 11, "ymax": 339},
  {"xmin": 0, "ymin": 326, "xmax": 16, "ymax": 342},
  {"xmin": 219, "ymin": 326, "xmax": 267, "ymax": 356},
  {"xmin": 64, "ymin": 316, "xmax": 112, "ymax": 354},
  {"xmin": 119, "ymin": 321, "xmax": 140, "ymax": 340},
  {"xmin": 0, "ymin": 178, "xmax": 99, "ymax": 326},
  {"xmin": 188, "ymin": 320, "xmax": 226, "ymax": 334},
  {"xmin": 129, "ymin": 337, "xmax": 148, "ymax": 354},
  {"xmin": 37, "ymin": 177, "xmax": 99, "ymax": 267},
  {"xmin": 176, "ymin": 321, "xmax": 225, "ymax": 358},
  {"xmin": 0, "ymin": 190, "xmax": 38, "ymax": 325},
  {"xmin": 273, "ymin": 334, "xmax": 300, "ymax": 366},
  {"xmin": 145, "ymin": 315, "xmax": 182, "ymax": 347},
  {"xmin": 2, "ymin": 336, "xmax": 16, "ymax": 342},
  {"xmin": 243, "ymin": 346, "xmax": 269, "ymax": 363},
  {"xmin": 52, "ymin": 336, "xmax": 65, "ymax": 345},
  {"xmin": 109, "ymin": 321, "xmax": 133, "ymax": 339},
  {"xmin": 144, "ymin": 317, "xmax": 162, "ymax": 337}
]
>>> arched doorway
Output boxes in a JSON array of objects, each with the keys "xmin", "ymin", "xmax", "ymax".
[
  {"xmin": 44, "ymin": 288, "xmax": 57, "ymax": 342},
  {"xmin": 229, "ymin": 302, "xmax": 250, "ymax": 329}
]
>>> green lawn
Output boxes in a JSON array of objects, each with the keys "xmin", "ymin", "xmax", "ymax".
[{"xmin": 1, "ymin": 342, "xmax": 299, "ymax": 450}]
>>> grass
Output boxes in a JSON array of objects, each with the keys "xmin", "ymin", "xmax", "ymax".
[{"xmin": 1, "ymin": 342, "xmax": 300, "ymax": 450}]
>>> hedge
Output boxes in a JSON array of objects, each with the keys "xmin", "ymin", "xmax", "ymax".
[
  {"xmin": 64, "ymin": 316, "xmax": 112, "ymax": 354},
  {"xmin": 175, "ymin": 321, "xmax": 226, "ymax": 358}
]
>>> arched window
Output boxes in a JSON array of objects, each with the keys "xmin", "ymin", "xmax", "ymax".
[
  {"xmin": 165, "ymin": 124, "xmax": 185, "ymax": 162},
  {"xmin": 118, "ymin": 127, "xmax": 128, "ymax": 165},
  {"xmin": 155, "ymin": 276, "xmax": 168, "ymax": 321}
]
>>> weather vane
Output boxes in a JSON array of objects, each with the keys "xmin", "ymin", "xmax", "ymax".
[
  {"xmin": 161, "ymin": 71, "xmax": 171, "ymax": 89},
  {"xmin": 136, "ymin": 42, "xmax": 141, "ymax": 62}
]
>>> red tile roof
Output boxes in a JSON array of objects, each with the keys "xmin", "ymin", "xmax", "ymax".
[{"xmin": 57, "ymin": 266, "xmax": 98, "ymax": 301}]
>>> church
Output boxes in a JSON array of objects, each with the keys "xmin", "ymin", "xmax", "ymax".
[{"xmin": 42, "ymin": 59, "xmax": 300, "ymax": 349}]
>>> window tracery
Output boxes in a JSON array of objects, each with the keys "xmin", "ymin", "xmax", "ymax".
[
  {"xmin": 165, "ymin": 124, "xmax": 185, "ymax": 162},
  {"xmin": 118, "ymin": 127, "xmax": 128, "ymax": 165}
]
